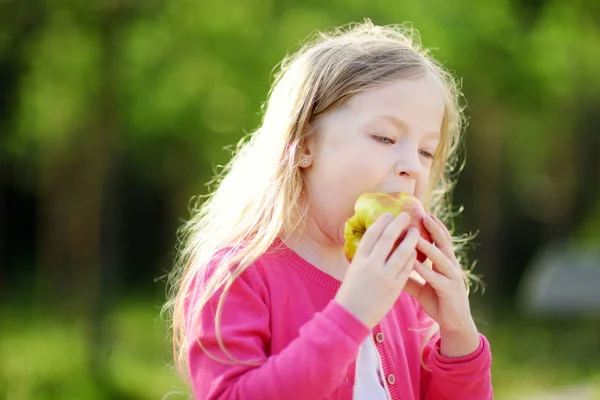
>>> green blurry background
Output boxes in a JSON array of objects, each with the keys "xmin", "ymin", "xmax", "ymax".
[{"xmin": 1, "ymin": 0, "xmax": 599, "ymax": 399}]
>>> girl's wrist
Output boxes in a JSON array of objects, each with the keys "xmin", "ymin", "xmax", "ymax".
[{"xmin": 439, "ymin": 321, "xmax": 480, "ymax": 358}]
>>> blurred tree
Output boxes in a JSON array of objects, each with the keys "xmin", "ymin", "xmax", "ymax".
[
  {"xmin": 0, "ymin": 0, "xmax": 599, "ymax": 397},
  {"xmin": 0, "ymin": 0, "xmax": 598, "ymax": 376}
]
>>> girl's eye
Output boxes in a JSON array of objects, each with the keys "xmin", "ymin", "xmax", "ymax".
[
  {"xmin": 374, "ymin": 135, "xmax": 395, "ymax": 145},
  {"xmin": 419, "ymin": 150, "xmax": 435, "ymax": 160}
]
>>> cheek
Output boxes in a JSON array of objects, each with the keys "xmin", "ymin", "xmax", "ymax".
[
  {"xmin": 315, "ymin": 142, "xmax": 376, "ymax": 185},
  {"xmin": 306, "ymin": 163, "xmax": 379, "ymax": 244},
  {"xmin": 415, "ymin": 168, "xmax": 432, "ymax": 198}
]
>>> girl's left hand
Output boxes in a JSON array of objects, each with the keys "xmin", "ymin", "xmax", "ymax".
[{"xmin": 404, "ymin": 214, "xmax": 480, "ymax": 357}]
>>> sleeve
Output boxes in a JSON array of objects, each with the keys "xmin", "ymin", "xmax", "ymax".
[
  {"xmin": 416, "ymin": 304, "xmax": 494, "ymax": 400},
  {"xmin": 186, "ymin": 264, "xmax": 370, "ymax": 400}
]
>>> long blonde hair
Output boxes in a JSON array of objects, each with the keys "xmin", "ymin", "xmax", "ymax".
[{"xmin": 164, "ymin": 19, "xmax": 472, "ymax": 384}]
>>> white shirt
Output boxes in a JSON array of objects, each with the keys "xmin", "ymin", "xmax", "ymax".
[{"xmin": 353, "ymin": 335, "xmax": 389, "ymax": 399}]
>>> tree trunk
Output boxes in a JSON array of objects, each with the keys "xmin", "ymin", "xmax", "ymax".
[
  {"xmin": 34, "ymin": 5, "xmax": 124, "ymax": 396},
  {"xmin": 462, "ymin": 96, "xmax": 506, "ymax": 306}
]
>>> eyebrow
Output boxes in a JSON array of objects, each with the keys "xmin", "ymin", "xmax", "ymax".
[{"xmin": 378, "ymin": 114, "xmax": 441, "ymax": 139}]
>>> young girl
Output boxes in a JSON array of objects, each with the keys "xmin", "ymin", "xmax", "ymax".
[{"xmin": 166, "ymin": 20, "xmax": 493, "ymax": 400}]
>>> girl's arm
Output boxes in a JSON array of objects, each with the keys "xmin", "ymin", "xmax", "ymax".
[
  {"xmin": 416, "ymin": 304, "xmax": 493, "ymax": 400},
  {"xmin": 186, "ymin": 265, "xmax": 369, "ymax": 400},
  {"xmin": 408, "ymin": 216, "xmax": 493, "ymax": 399}
]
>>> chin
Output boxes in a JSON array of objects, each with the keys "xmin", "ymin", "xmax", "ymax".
[
  {"xmin": 311, "ymin": 213, "xmax": 347, "ymax": 248},
  {"xmin": 337, "ymin": 228, "xmax": 347, "ymax": 247}
]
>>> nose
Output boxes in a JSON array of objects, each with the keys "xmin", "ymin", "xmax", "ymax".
[{"xmin": 393, "ymin": 143, "xmax": 421, "ymax": 179}]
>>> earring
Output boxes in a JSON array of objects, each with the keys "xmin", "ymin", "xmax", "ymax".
[{"xmin": 301, "ymin": 159, "xmax": 308, "ymax": 165}]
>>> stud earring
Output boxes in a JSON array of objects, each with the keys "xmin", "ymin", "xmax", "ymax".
[{"xmin": 301, "ymin": 159, "xmax": 308, "ymax": 165}]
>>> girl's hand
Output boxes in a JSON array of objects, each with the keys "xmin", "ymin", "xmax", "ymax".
[
  {"xmin": 404, "ymin": 214, "xmax": 480, "ymax": 357},
  {"xmin": 335, "ymin": 213, "xmax": 420, "ymax": 329}
]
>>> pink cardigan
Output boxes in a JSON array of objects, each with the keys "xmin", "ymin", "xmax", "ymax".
[{"xmin": 186, "ymin": 240, "xmax": 493, "ymax": 399}]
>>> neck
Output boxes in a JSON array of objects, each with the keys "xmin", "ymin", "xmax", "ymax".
[{"xmin": 283, "ymin": 216, "xmax": 349, "ymax": 282}]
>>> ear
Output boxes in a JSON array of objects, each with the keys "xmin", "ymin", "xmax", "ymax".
[{"xmin": 298, "ymin": 123, "xmax": 317, "ymax": 168}]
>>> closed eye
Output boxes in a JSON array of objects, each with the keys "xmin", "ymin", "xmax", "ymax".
[
  {"xmin": 419, "ymin": 150, "xmax": 435, "ymax": 160},
  {"xmin": 373, "ymin": 134, "xmax": 436, "ymax": 159},
  {"xmin": 373, "ymin": 135, "xmax": 395, "ymax": 145}
]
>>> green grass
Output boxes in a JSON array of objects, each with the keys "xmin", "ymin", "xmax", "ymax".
[
  {"xmin": 1, "ymin": 300, "xmax": 599, "ymax": 399},
  {"xmin": 0, "ymin": 300, "xmax": 188, "ymax": 400},
  {"xmin": 483, "ymin": 314, "xmax": 600, "ymax": 399}
]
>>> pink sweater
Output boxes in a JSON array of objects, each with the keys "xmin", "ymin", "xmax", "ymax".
[{"xmin": 186, "ymin": 240, "xmax": 493, "ymax": 399}]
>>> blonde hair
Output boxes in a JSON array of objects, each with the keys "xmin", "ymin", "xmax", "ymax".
[{"xmin": 163, "ymin": 19, "xmax": 475, "ymax": 385}]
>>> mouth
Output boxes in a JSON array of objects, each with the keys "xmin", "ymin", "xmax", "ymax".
[{"xmin": 380, "ymin": 189, "xmax": 413, "ymax": 196}]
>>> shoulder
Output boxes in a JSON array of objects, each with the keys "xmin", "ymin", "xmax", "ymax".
[
  {"xmin": 194, "ymin": 242, "xmax": 294, "ymax": 302},
  {"xmin": 184, "ymin": 247, "xmax": 274, "ymax": 331},
  {"xmin": 197, "ymin": 247, "xmax": 268, "ymax": 291}
]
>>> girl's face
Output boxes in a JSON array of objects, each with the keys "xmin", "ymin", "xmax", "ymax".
[{"xmin": 302, "ymin": 74, "xmax": 445, "ymax": 246}]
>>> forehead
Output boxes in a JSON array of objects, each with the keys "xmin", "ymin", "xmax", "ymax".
[{"xmin": 340, "ymin": 74, "xmax": 446, "ymax": 135}]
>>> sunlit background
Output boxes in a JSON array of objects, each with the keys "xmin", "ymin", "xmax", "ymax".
[{"xmin": 1, "ymin": 0, "xmax": 599, "ymax": 399}]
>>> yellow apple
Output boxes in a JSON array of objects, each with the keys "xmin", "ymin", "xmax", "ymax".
[{"xmin": 344, "ymin": 192, "xmax": 433, "ymax": 262}]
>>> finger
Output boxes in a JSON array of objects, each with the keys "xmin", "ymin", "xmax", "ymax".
[
  {"xmin": 423, "ymin": 216, "xmax": 456, "ymax": 263},
  {"xmin": 370, "ymin": 213, "xmax": 410, "ymax": 262},
  {"xmin": 385, "ymin": 228, "xmax": 419, "ymax": 272},
  {"xmin": 430, "ymin": 214, "xmax": 452, "ymax": 243},
  {"xmin": 355, "ymin": 213, "xmax": 394, "ymax": 258},
  {"xmin": 395, "ymin": 249, "xmax": 417, "ymax": 281},
  {"xmin": 414, "ymin": 261, "xmax": 446, "ymax": 288},
  {"xmin": 416, "ymin": 237, "xmax": 460, "ymax": 279}
]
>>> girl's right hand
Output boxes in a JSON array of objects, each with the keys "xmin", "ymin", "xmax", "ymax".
[{"xmin": 334, "ymin": 212, "xmax": 420, "ymax": 329}]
